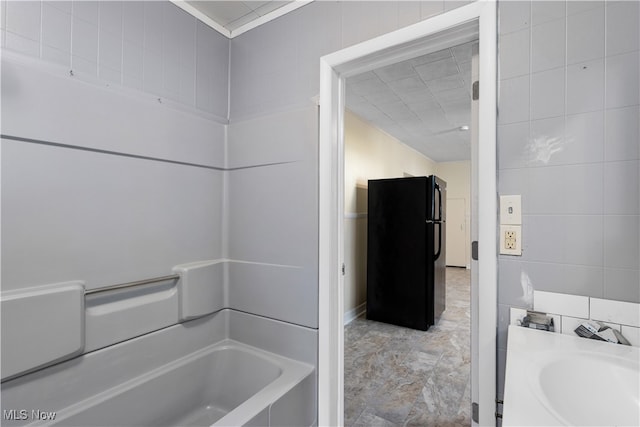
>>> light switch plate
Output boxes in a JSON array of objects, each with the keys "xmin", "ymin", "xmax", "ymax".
[
  {"xmin": 500, "ymin": 195, "xmax": 522, "ymax": 225},
  {"xmin": 500, "ymin": 224, "xmax": 522, "ymax": 255}
]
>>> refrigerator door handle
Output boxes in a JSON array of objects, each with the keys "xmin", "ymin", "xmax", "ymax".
[
  {"xmin": 433, "ymin": 181, "xmax": 443, "ymax": 260},
  {"xmin": 434, "ymin": 221, "xmax": 442, "ymax": 261},
  {"xmin": 435, "ymin": 183, "xmax": 443, "ymax": 221}
]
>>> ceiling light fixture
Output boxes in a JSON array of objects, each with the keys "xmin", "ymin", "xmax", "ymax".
[{"xmin": 459, "ymin": 125, "xmax": 470, "ymax": 131}]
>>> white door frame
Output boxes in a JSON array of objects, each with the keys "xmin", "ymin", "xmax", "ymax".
[{"xmin": 318, "ymin": 2, "xmax": 497, "ymax": 426}]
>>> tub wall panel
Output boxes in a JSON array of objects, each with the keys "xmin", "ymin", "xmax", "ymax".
[
  {"xmin": 227, "ymin": 262, "xmax": 317, "ymax": 329},
  {"xmin": 1, "ymin": 139, "xmax": 224, "ymax": 292},
  {"xmin": 226, "ymin": 106, "xmax": 318, "ymax": 330},
  {"xmin": 226, "ymin": 106, "xmax": 317, "ymax": 169},
  {"xmin": 226, "ymin": 153, "xmax": 318, "ymax": 270},
  {"xmin": 1, "ymin": 56, "xmax": 226, "ymax": 169},
  {"xmin": 228, "ymin": 310, "xmax": 317, "ymax": 367},
  {"xmin": 228, "ymin": 125, "xmax": 318, "ymax": 267}
]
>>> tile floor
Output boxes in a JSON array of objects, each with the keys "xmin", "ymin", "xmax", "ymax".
[{"xmin": 344, "ymin": 267, "xmax": 471, "ymax": 427}]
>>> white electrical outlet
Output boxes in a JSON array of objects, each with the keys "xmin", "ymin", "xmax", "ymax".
[
  {"xmin": 500, "ymin": 195, "xmax": 522, "ymax": 225},
  {"xmin": 500, "ymin": 225, "xmax": 522, "ymax": 255}
]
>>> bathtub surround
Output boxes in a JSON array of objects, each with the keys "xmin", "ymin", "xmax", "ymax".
[
  {"xmin": 2, "ymin": 33, "xmax": 227, "ymax": 294},
  {"xmin": 1, "ymin": 49, "xmax": 227, "ymax": 368},
  {"xmin": 226, "ymin": 106, "xmax": 319, "ymax": 329}
]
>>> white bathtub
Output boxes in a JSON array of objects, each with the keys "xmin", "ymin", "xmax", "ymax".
[
  {"xmin": 1, "ymin": 310, "xmax": 317, "ymax": 427},
  {"xmin": 40, "ymin": 340, "xmax": 312, "ymax": 427}
]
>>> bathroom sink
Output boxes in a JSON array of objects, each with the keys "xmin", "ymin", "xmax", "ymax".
[
  {"xmin": 533, "ymin": 352, "xmax": 640, "ymax": 426},
  {"xmin": 503, "ymin": 326, "xmax": 640, "ymax": 426}
]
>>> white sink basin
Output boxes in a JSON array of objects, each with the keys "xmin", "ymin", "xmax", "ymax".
[
  {"xmin": 534, "ymin": 352, "xmax": 640, "ymax": 426},
  {"xmin": 503, "ymin": 326, "xmax": 640, "ymax": 426}
]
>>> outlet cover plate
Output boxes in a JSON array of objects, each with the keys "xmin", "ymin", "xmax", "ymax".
[
  {"xmin": 500, "ymin": 224, "xmax": 522, "ymax": 255},
  {"xmin": 500, "ymin": 195, "xmax": 522, "ymax": 225}
]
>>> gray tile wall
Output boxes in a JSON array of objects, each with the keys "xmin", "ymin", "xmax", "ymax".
[
  {"xmin": 496, "ymin": 0, "xmax": 640, "ymax": 398},
  {"xmin": 1, "ymin": 1, "xmax": 229, "ymax": 119}
]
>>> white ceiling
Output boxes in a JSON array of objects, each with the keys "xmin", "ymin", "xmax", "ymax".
[
  {"xmin": 177, "ymin": 1, "xmax": 302, "ymax": 37},
  {"xmin": 346, "ymin": 42, "xmax": 475, "ymax": 162}
]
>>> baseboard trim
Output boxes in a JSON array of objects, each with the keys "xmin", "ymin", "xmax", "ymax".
[{"xmin": 344, "ymin": 303, "xmax": 366, "ymax": 326}]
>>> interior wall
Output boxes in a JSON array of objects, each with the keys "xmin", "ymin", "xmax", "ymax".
[
  {"xmin": 1, "ymin": 0, "xmax": 229, "ymax": 341},
  {"xmin": 496, "ymin": 0, "xmax": 640, "ymax": 399},
  {"xmin": 343, "ymin": 110, "xmax": 437, "ymax": 319},
  {"xmin": 435, "ymin": 161, "xmax": 471, "ymax": 267}
]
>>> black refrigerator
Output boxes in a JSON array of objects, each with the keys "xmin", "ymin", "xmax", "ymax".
[{"xmin": 366, "ymin": 175, "xmax": 446, "ymax": 331}]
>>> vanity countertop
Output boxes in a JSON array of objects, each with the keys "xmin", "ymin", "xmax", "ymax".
[{"xmin": 503, "ymin": 325, "xmax": 639, "ymax": 426}]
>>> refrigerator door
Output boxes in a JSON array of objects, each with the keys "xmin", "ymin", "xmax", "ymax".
[{"xmin": 367, "ymin": 177, "xmax": 429, "ymax": 330}]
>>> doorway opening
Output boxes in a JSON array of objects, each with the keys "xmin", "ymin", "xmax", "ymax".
[
  {"xmin": 318, "ymin": 3, "xmax": 497, "ymax": 426},
  {"xmin": 342, "ymin": 39, "xmax": 477, "ymax": 425}
]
